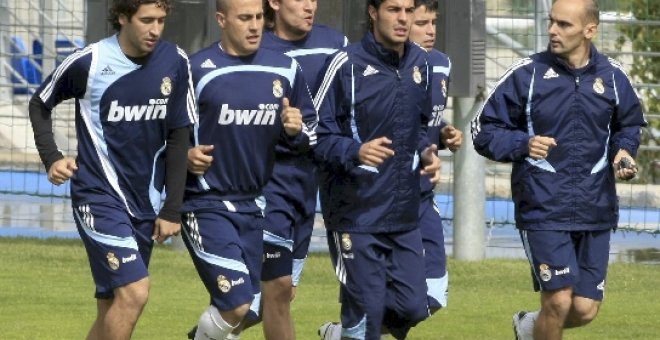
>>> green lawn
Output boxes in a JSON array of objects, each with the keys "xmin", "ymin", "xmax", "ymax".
[{"xmin": 0, "ymin": 238, "xmax": 658, "ymax": 339}]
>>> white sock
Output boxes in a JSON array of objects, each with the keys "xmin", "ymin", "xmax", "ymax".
[
  {"xmin": 527, "ymin": 311, "xmax": 539, "ymax": 323},
  {"xmin": 520, "ymin": 311, "xmax": 539, "ymax": 337},
  {"xmin": 194, "ymin": 305, "xmax": 236, "ymax": 340},
  {"xmin": 320, "ymin": 322, "xmax": 342, "ymax": 340}
]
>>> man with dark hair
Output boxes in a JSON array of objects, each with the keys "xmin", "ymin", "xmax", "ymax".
[
  {"xmin": 314, "ymin": 0, "xmax": 440, "ymax": 339},
  {"xmin": 28, "ymin": 0, "xmax": 194, "ymax": 338},
  {"xmin": 319, "ymin": 2, "xmax": 461, "ymax": 338},
  {"xmin": 408, "ymin": 0, "xmax": 461, "ymax": 315},
  {"xmin": 254, "ymin": 0, "xmax": 348, "ymax": 339},
  {"xmin": 182, "ymin": 0, "xmax": 317, "ymax": 339},
  {"xmin": 471, "ymin": 0, "xmax": 645, "ymax": 339}
]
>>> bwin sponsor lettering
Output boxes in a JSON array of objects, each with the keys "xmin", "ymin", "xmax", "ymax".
[
  {"xmin": 107, "ymin": 99, "xmax": 169, "ymax": 122},
  {"xmin": 218, "ymin": 103, "xmax": 278, "ymax": 126},
  {"xmin": 121, "ymin": 254, "xmax": 137, "ymax": 264}
]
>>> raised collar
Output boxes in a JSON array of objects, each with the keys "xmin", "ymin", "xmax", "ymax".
[{"xmin": 361, "ymin": 31, "xmax": 411, "ymax": 68}]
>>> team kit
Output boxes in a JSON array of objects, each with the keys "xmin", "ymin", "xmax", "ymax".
[{"xmin": 28, "ymin": 0, "xmax": 645, "ymax": 339}]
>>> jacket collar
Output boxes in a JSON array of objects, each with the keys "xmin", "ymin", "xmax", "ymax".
[
  {"xmin": 547, "ymin": 43, "xmax": 600, "ymax": 74},
  {"xmin": 361, "ymin": 31, "xmax": 411, "ymax": 68}
]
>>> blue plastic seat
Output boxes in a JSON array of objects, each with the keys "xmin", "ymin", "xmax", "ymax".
[
  {"xmin": 55, "ymin": 35, "xmax": 84, "ymax": 67},
  {"xmin": 9, "ymin": 36, "xmax": 40, "ymax": 95}
]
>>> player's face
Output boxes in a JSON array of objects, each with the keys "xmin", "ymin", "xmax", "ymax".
[
  {"xmin": 369, "ymin": 0, "xmax": 415, "ymax": 53},
  {"xmin": 218, "ymin": 0, "xmax": 264, "ymax": 56},
  {"xmin": 409, "ymin": 5, "xmax": 436, "ymax": 51},
  {"xmin": 118, "ymin": 3, "xmax": 167, "ymax": 57},
  {"xmin": 548, "ymin": 0, "xmax": 596, "ymax": 63},
  {"xmin": 269, "ymin": 0, "xmax": 317, "ymax": 40}
]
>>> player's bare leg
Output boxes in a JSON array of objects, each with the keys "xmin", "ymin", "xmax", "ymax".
[
  {"xmin": 88, "ymin": 277, "xmax": 150, "ymax": 340},
  {"xmin": 534, "ymin": 287, "xmax": 572, "ymax": 340},
  {"xmin": 564, "ymin": 296, "xmax": 600, "ymax": 328},
  {"xmin": 262, "ymin": 275, "xmax": 295, "ymax": 340},
  {"xmin": 86, "ymin": 298, "xmax": 111, "ymax": 340}
]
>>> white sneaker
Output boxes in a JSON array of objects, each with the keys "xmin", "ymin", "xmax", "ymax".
[
  {"xmin": 319, "ymin": 322, "xmax": 342, "ymax": 340},
  {"xmin": 512, "ymin": 311, "xmax": 538, "ymax": 340}
]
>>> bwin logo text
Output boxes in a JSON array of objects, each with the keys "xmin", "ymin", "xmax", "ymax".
[
  {"xmin": 107, "ymin": 99, "xmax": 168, "ymax": 122},
  {"xmin": 218, "ymin": 104, "xmax": 278, "ymax": 126}
]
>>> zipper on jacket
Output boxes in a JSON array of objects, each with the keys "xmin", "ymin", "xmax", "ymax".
[{"xmin": 575, "ymin": 76, "xmax": 580, "ymax": 88}]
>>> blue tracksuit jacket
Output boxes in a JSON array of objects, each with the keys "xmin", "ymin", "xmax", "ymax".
[
  {"xmin": 471, "ymin": 45, "xmax": 646, "ymax": 231},
  {"xmin": 314, "ymin": 32, "xmax": 432, "ymax": 233}
]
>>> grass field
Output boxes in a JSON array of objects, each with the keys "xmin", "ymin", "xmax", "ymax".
[{"xmin": 1, "ymin": 237, "xmax": 658, "ymax": 339}]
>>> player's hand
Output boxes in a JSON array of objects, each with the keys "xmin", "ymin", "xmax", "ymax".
[
  {"xmin": 359, "ymin": 137, "xmax": 395, "ymax": 167},
  {"xmin": 281, "ymin": 97, "xmax": 303, "ymax": 137},
  {"xmin": 47, "ymin": 157, "xmax": 77, "ymax": 185},
  {"xmin": 613, "ymin": 149, "xmax": 637, "ymax": 181},
  {"xmin": 440, "ymin": 125, "xmax": 463, "ymax": 152},
  {"xmin": 528, "ymin": 136, "xmax": 557, "ymax": 160},
  {"xmin": 152, "ymin": 218, "xmax": 181, "ymax": 244},
  {"xmin": 421, "ymin": 144, "xmax": 441, "ymax": 183},
  {"xmin": 187, "ymin": 145, "xmax": 214, "ymax": 175}
]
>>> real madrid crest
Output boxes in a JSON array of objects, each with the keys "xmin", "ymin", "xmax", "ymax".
[
  {"xmin": 273, "ymin": 79, "xmax": 283, "ymax": 98},
  {"xmin": 217, "ymin": 275, "xmax": 232, "ymax": 293},
  {"xmin": 341, "ymin": 233, "xmax": 352, "ymax": 252},
  {"xmin": 160, "ymin": 77, "xmax": 172, "ymax": 96},
  {"xmin": 539, "ymin": 263, "xmax": 552, "ymax": 282},
  {"xmin": 413, "ymin": 66, "xmax": 422, "ymax": 84},
  {"xmin": 593, "ymin": 77, "xmax": 604, "ymax": 95},
  {"xmin": 107, "ymin": 252, "xmax": 120, "ymax": 271},
  {"xmin": 440, "ymin": 79, "xmax": 447, "ymax": 98}
]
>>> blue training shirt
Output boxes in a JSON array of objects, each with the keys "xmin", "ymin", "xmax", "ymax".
[
  {"xmin": 259, "ymin": 24, "xmax": 347, "ymax": 216},
  {"xmin": 261, "ymin": 24, "xmax": 348, "ymax": 95},
  {"xmin": 36, "ymin": 34, "xmax": 195, "ymax": 220},
  {"xmin": 421, "ymin": 48, "xmax": 451, "ymax": 198},
  {"xmin": 184, "ymin": 43, "xmax": 317, "ymax": 206}
]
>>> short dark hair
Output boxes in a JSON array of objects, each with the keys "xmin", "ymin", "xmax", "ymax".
[
  {"xmin": 366, "ymin": 0, "xmax": 387, "ymax": 31},
  {"xmin": 108, "ymin": 0, "xmax": 172, "ymax": 31},
  {"xmin": 414, "ymin": 0, "xmax": 438, "ymax": 11},
  {"xmin": 263, "ymin": 0, "xmax": 276, "ymax": 29}
]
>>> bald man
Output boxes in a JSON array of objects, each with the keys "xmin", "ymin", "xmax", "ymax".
[{"xmin": 471, "ymin": 0, "xmax": 645, "ymax": 339}]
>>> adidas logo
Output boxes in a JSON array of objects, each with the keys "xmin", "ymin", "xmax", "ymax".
[
  {"xmin": 363, "ymin": 65, "xmax": 379, "ymax": 77},
  {"xmin": 543, "ymin": 67, "xmax": 559, "ymax": 79},
  {"xmin": 101, "ymin": 65, "xmax": 115, "ymax": 76},
  {"xmin": 201, "ymin": 59, "xmax": 217, "ymax": 69}
]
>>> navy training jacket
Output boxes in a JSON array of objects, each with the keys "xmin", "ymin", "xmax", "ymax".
[
  {"xmin": 471, "ymin": 45, "xmax": 646, "ymax": 231},
  {"xmin": 314, "ymin": 32, "xmax": 432, "ymax": 233},
  {"xmin": 420, "ymin": 48, "xmax": 451, "ymax": 200}
]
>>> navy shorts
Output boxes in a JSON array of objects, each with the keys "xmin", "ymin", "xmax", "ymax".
[
  {"xmin": 291, "ymin": 202, "xmax": 316, "ymax": 284},
  {"xmin": 181, "ymin": 205, "xmax": 264, "ymax": 315},
  {"xmin": 261, "ymin": 231, "xmax": 294, "ymax": 281},
  {"xmin": 261, "ymin": 193, "xmax": 295, "ymax": 281},
  {"xmin": 73, "ymin": 203, "xmax": 153, "ymax": 299},
  {"xmin": 262, "ymin": 159, "xmax": 317, "ymax": 284},
  {"xmin": 419, "ymin": 196, "xmax": 449, "ymax": 309},
  {"xmin": 328, "ymin": 229, "xmax": 429, "ymax": 340},
  {"xmin": 520, "ymin": 229, "xmax": 611, "ymax": 301}
]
